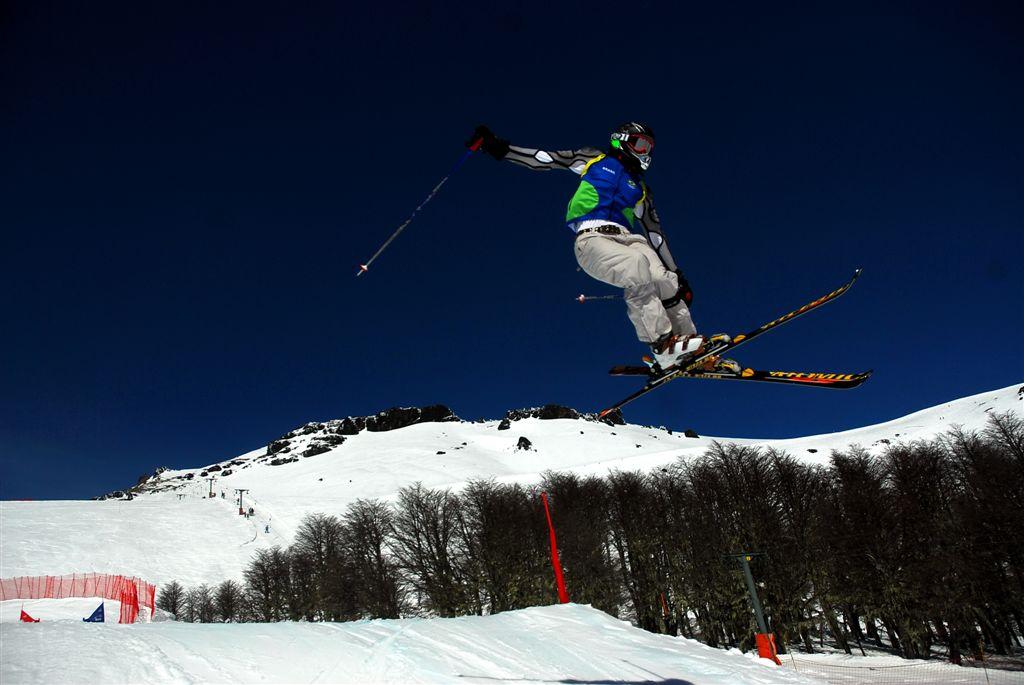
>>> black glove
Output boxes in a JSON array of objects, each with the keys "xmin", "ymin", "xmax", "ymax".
[
  {"xmin": 466, "ymin": 124, "xmax": 510, "ymax": 160},
  {"xmin": 676, "ymin": 270, "xmax": 694, "ymax": 307},
  {"xmin": 662, "ymin": 270, "xmax": 694, "ymax": 309}
]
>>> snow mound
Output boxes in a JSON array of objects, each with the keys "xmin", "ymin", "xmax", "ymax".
[{"xmin": 0, "ymin": 603, "xmax": 821, "ymax": 684}]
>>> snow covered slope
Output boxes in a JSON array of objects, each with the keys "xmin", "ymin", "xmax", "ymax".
[
  {"xmin": 0, "ymin": 602, "xmax": 821, "ymax": 684},
  {"xmin": 1, "ymin": 385, "xmax": 1020, "ymax": 589}
]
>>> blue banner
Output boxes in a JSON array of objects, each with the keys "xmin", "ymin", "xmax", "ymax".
[{"xmin": 83, "ymin": 603, "xmax": 104, "ymax": 623}]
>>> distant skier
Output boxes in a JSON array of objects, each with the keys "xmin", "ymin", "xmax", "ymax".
[{"xmin": 467, "ymin": 123, "xmax": 731, "ymax": 372}]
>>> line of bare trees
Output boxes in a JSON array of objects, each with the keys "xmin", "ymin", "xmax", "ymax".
[{"xmin": 158, "ymin": 412, "xmax": 1023, "ymax": 662}]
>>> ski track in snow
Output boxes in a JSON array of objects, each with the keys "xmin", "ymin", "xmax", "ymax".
[{"xmin": 0, "ymin": 604, "xmax": 828, "ymax": 684}]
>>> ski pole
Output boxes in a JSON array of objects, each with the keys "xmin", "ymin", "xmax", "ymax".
[
  {"xmin": 576, "ymin": 293, "xmax": 620, "ymax": 303},
  {"xmin": 356, "ymin": 139, "xmax": 483, "ymax": 277}
]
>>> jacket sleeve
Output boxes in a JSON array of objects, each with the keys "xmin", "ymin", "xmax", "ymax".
[
  {"xmin": 636, "ymin": 188, "xmax": 679, "ymax": 272},
  {"xmin": 503, "ymin": 145, "xmax": 604, "ymax": 174}
]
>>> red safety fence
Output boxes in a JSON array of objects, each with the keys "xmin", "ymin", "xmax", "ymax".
[{"xmin": 0, "ymin": 574, "xmax": 156, "ymax": 624}]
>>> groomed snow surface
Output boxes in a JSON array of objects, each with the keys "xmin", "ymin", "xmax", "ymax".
[
  {"xmin": 5, "ymin": 603, "xmax": 1021, "ymax": 684},
  {"xmin": 1, "ymin": 603, "xmax": 821, "ymax": 685}
]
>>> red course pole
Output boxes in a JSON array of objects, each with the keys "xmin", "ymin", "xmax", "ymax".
[{"xmin": 541, "ymin": 492, "xmax": 570, "ymax": 604}]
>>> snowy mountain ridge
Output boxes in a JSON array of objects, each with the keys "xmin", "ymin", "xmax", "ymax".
[{"xmin": 116, "ymin": 403, "xmax": 622, "ymax": 500}]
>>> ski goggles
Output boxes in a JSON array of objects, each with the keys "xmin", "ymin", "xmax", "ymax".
[{"xmin": 612, "ymin": 132, "xmax": 654, "ymax": 155}]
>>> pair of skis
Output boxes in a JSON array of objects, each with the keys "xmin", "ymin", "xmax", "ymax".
[{"xmin": 599, "ymin": 269, "xmax": 872, "ymax": 418}]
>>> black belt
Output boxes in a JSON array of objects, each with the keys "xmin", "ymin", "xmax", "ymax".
[{"xmin": 576, "ymin": 224, "xmax": 625, "ymax": 237}]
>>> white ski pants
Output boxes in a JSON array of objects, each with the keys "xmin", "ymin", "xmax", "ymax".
[{"xmin": 574, "ymin": 231, "xmax": 697, "ymax": 344}]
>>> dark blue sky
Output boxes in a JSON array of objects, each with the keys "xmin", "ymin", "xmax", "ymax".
[{"xmin": 2, "ymin": 1, "xmax": 1021, "ymax": 499}]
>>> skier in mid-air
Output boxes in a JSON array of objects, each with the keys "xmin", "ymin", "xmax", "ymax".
[{"xmin": 466, "ymin": 123, "xmax": 732, "ymax": 373}]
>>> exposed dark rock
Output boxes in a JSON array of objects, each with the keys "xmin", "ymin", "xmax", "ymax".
[
  {"xmin": 365, "ymin": 405, "xmax": 459, "ymax": 432},
  {"xmin": 505, "ymin": 405, "xmax": 579, "ymax": 421},
  {"xmin": 136, "ymin": 473, "xmax": 151, "ymax": 486},
  {"xmin": 199, "ymin": 472, "xmax": 208, "ymax": 478},
  {"xmin": 302, "ymin": 434, "xmax": 344, "ymax": 458},
  {"xmin": 220, "ymin": 469, "xmax": 233, "ymax": 476},
  {"xmin": 267, "ymin": 440, "xmax": 290, "ymax": 456},
  {"xmin": 338, "ymin": 417, "xmax": 366, "ymax": 435},
  {"xmin": 497, "ymin": 418, "xmax": 511, "ymax": 431},
  {"xmin": 421, "ymin": 405, "xmax": 459, "ymax": 423},
  {"xmin": 206, "ymin": 465, "xmax": 222, "ymax": 472},
  {"xmin": 303, "ymin": 443, "xmax": 331, "ymax": 458},
  {"xmin": 516, "ymin": 436, "xmax": 533, "ymax": 451},
  {"xmin": 436, "ymin": 451, "xmax": 446, "ymax": 455},
  {"xmin": 807, "ymin": 448, "xmax": 818, "ymax": 454},
  {"xmin": 299, "ymin": 422, "xmax": 324, "ymax": 435},
  {"xmin": 269, "ymin": 457, "xmax": 298, "ymax": 466},
  {"xmin": 184, "ymin": 473, "xmax": 194, "ymax": 480},
  {"xmin": 683, "ymin": 429, "xmax": 700, "ymax": 438}
]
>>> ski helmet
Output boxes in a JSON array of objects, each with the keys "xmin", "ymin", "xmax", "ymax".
[{"xmin": 610, "ymin": 122, "xmax": 655, "ymax": 171}]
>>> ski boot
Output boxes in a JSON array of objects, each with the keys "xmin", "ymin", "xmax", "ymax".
[
  {"xmin": 647, "ymin": 333, "xmax": 733, "ymax": 375},
  {"xmin": 649, "ymin": 333, "xmax": 705, "ymax": 372}
]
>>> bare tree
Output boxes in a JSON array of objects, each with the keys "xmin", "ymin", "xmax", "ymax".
[
  {"xmin": 215, "ymin": 580, "xmax": 244, "ymax": 622},
  {"xmin": 390, "ymin": 483, "xmax": 470, "ymax": 617},
  {"xmin": 184, "ymin": 584, "xmax": 216, "ymax": 623},
  {"xmin": 156, "ymin": 580, "xmax": 185, "ymax": 618},
  {"xmin": 244, "ymin": 547, "xmax": 292, "ymax": 621},
  {"xmin": 539, "ymin": 472, "xmax": 620, "ymax": 614},
  {"xmin": 345, "ymin": 498, "xmax": 403, "ymax": 618}
]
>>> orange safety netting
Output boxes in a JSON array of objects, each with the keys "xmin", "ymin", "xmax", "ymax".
[{"xmin": 0, "ymin": 574, "xmax": 156, "ymax": 623}]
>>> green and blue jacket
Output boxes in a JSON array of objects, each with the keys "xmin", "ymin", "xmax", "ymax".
[{"xmin": 502, "ymin": 143, "xmax": 679, "ymax": 272}]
